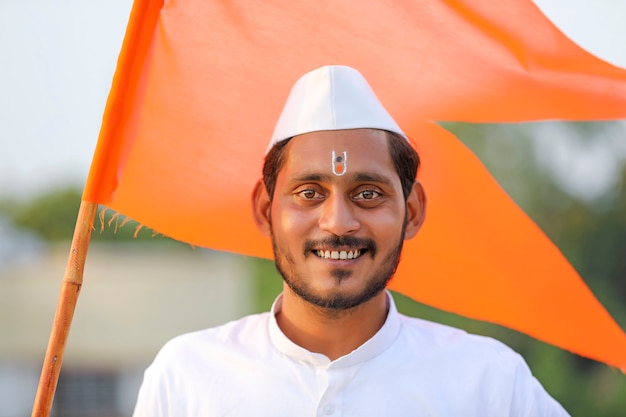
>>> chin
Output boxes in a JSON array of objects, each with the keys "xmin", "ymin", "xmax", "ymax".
[{"xmin": 287, "ymin": 278, "xmax": 387, "ymax": 311}]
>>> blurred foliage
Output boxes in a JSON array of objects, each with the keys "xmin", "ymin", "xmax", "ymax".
[
  {"xmin": 250, "ymin": 257, "xmax": 283, "ymax": 313},
  {"xmin": 0, "ymin": 187, "xmax": 178, "ymax": 243},
  {"xmin": 1, "ymin": 121, "xmax": 625, "ymax": 415},
  {"xmin": 0, "ymin": 187, "xmax": 83, "ymax": 241}
]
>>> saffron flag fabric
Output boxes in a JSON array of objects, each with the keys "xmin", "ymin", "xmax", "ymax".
[{"xmin": 84, "ymin": 0, "xmax": 626, "ymax": 370}]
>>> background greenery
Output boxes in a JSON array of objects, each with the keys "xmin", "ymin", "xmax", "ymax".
[{"xmin": 2, "ymin": 122, "xmax": 624, "ymax": 415}]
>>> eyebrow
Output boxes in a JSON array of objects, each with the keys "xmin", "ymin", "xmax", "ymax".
[
  {"xmin": 290, "ymin": 172, "xmax": 395, "ymax": 186},
  {"xmin": 352, "ymin": 172, "xmax": 394, "ymax": 186}
]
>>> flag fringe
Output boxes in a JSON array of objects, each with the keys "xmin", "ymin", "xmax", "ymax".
[{"xmin": 98, "ymin": 206, "xmax": 164, "ymax": 240}]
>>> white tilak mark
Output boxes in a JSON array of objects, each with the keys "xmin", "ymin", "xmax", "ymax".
[{"xmin": 332, "ymin": 150, "xmax": 347, "ymax": 176}]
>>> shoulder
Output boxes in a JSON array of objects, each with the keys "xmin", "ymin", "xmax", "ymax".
[
  {"xmin": 398, "ymin": 313, "xmax": 520, "ymax": 361},
  {"xmin": 135, "ymin": 313, "xmax": 272, "ymax": 398},
  {"xmin": 396, "ymin": 313, "xmax": 531, "ymax": 378},
  {"xmin": 133, "ymin": 312, "xmax": 273, "ymax": 416},
  {"xmin": 151, "ymin": 311, "xmax": 272, "ymax": 372},
  {"xmin": 394, "ymin": 314, "xmax": 569, "ymax": 416}
]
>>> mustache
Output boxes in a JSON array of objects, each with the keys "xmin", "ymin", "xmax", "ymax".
[{"xmin": 304, "ymin": 236, "xmax": 377, "ymax": 257}]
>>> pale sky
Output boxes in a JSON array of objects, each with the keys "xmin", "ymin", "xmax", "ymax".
[
  {"xmin": 0, "ymin": 0, "xmax": 624, "ymax": 200},
  {"xmin": 0, "ymin": 0, "xmax": 132, "ymax": 198}
]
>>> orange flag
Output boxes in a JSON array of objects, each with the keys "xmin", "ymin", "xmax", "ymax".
[{"xmin": 84, "ymin": 0, "xmax": 626, "ymax": 370}]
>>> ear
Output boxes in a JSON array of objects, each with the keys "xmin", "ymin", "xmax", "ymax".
[
  {"xmin": 403, "ymin": 180, "xmax": 427, "ymax": 240},
  {"xmin": 251, "ymin": 179, "xmax": 272, "ymax": 237}
]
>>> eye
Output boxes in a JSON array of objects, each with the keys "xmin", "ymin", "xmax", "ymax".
[
  {"xmin": 296, "ymin": 188, "xmax": 323, "ymax": 200},
  {"xmin": 354, "ymin": 189, "xmax": 381, "ymax": 200}
]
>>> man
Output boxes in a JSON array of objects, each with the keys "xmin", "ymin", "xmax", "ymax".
[{"xmin": 133, "ymin": 65, "xmax": 570, "ymax": 416}]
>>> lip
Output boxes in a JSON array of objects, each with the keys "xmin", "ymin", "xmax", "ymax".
[{"xmin": 311, "ymin": 256, "xmax": 361, "ymax": 269}]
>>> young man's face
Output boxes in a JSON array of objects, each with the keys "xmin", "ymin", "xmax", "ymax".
[{"xmin": 255, "ymin": 128, "xmax": 423, "ymax": 310}]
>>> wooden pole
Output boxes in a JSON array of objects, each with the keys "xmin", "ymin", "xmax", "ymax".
[{"xmin": 31, "ymin": 200, "xmax": 98, "ymax": 417}]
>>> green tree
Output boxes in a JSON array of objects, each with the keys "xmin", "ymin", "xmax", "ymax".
[{"xmin": 0, "ymin": 186, "xmax": 177, "ymax": 243}]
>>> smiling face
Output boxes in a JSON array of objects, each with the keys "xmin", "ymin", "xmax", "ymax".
[{"xmin": 253, "ymin": 129, "xmax": 425, "ymax": 311}]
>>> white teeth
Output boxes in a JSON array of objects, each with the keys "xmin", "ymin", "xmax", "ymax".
[{"xmin": 315, "ymin": 249, "xmax": 361, "ymax": 260}]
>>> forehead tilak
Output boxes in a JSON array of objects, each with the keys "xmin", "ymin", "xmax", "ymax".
[{"xmin": 332, "ymin": 150, "xmax": 347, "ymax": 176}]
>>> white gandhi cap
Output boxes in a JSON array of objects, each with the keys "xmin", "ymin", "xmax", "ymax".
[{"xmin": 267, "ymin": 65, "xmax": 407, "ymax": 153}]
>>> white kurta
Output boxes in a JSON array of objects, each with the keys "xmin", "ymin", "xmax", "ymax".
[{"xmin": 133, "ymin": 293, "xmax": 570, "ymax": 416}]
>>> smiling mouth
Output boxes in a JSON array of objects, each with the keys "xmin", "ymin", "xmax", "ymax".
[{"xmin": 314, "ymin": 249, "xmax": 365, "ymax": 260}]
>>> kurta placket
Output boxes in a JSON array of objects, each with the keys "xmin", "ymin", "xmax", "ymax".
[{"xmin": 268, "ymin": 293, "xmax": 403, "ymax": 417}]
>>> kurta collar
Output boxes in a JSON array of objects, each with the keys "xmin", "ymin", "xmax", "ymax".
[{"xmin": 268, "ymin": 291, "xmax": 402, "ymax": 368}]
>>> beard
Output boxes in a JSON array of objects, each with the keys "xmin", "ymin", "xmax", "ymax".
[{"xmin": 270, "ymin": 220, "xmax": 406, "ymax": 311}]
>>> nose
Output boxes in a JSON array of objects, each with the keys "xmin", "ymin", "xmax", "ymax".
[{"xmin": 318, "ymin": 194, "xmax": 360, "ymax": 236}]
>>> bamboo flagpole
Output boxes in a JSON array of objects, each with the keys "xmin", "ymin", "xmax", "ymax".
[
  {"xmin": 30, "ymin": 2, "xmax": 160, "ymax": 414},
  {"xmin": 31, "ymin": 201, "xmax": 98, "ymax": 417}
]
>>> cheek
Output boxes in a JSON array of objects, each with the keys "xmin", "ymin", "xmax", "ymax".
[
  {"xmin": 363, "ymin": 210, "xmax": 405, "ymax": 238},
  {"xmin": 271, "ymin": 204, "xmax": 317, "ymax": 237}
]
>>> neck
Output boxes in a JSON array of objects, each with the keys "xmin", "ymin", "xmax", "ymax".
[{"xmin": 276, "ymin": 287, "xmax": 390, "ymax": 361}]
